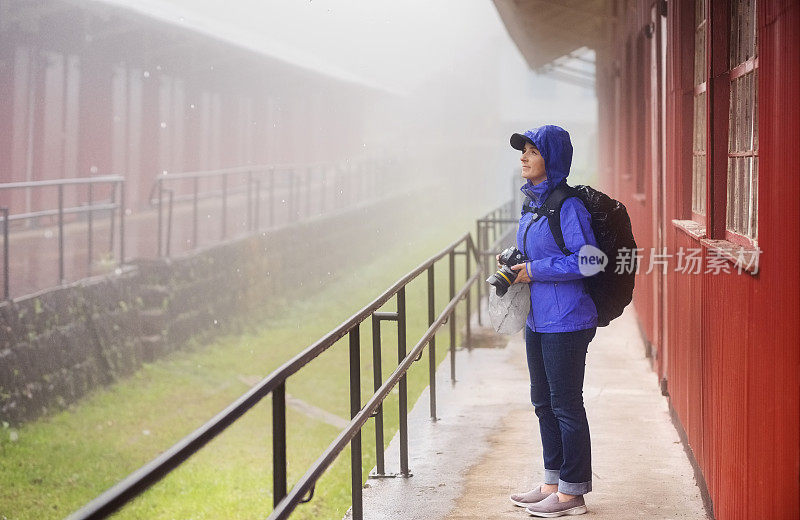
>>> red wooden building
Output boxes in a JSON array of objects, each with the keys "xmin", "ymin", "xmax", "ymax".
[
  {"xmin": 494, "ymin": 1, "xmax": 799, "ymax": 518},
  {"xmin": 0, "ymin": 0, "xmax": 384, "ymax": 214}
]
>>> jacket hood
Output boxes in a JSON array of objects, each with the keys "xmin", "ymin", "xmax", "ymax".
[{"xmin": 516, "ymin": 125, "xmax": 573, "ymax": 205}]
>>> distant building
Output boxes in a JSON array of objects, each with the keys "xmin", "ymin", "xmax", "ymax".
[{"xmin": 0, "ymin": 0, "xmax": 387, "ymax": 213}]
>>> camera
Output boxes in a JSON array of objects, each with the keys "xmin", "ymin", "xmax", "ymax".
[{"xmin": 486, "ymin": 246, "xmax": 527, "ymax": 297}]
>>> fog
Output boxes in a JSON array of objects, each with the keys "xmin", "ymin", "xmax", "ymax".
[
  {"xmin": 2, "ymin": 0, "xmax": 599, "ymax": 297},
  {"xmin": 95, "ymin": 0, "xmax": 599, "ymax": 210},
  {"xmin": 1, "ymin": 2, "xmax": 601, "ymax": 516}
]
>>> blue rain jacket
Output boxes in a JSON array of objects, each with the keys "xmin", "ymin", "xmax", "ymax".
[{"xmin": 515, "ymin": 125, "xmax": 598, "ymax": 332}]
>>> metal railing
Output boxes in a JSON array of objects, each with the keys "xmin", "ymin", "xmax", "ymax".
[
  {"xmin": 0, "ymin": 176, "xmax": 126, "ymax": 300},
  {"xmin": 475, "ymin": 200, "xmax": 519, "ymax": 324},
  {"xmin": 150, "ymin": 160, "xmax": 379, "ymax": 257},
  {"xmin": 67, "ymin": 232, "xmax": 483, "ymax": 520},
  {"xmin": 0, "ymin": 158, "xmax": 393, "ymax": 299}
]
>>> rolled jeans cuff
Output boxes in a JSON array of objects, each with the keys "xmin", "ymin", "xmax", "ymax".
[
  {"xmin": 543, "ymin": 469, "xmax": 560, "ymax": 485},
  {"xmin": 558, "ymin": 478, "xmax": 592, "ymax": 495}
]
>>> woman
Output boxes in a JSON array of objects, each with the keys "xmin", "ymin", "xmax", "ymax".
[{"xmin": 505, "ymin": 125, "xmax": 598, "ymax": 517}]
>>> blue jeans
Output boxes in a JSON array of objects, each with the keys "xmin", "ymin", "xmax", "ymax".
[{"xmin": 525, "ymin": 325, "xmax": 596, "ymax": 495}]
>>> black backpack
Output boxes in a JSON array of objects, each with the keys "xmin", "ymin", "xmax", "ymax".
[{"xmin": 523, "ymin": 183, "xmax": 637, "ymax": 327}]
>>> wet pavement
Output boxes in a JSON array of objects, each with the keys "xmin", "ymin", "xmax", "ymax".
[{"xmin": 350, "ymin": 306, "xmax": 709, "ymax": 520}]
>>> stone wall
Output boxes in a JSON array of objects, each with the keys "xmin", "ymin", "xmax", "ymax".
[{"xmin": 0, "ymin": 193, "xmax": 423, "ymax": 425}]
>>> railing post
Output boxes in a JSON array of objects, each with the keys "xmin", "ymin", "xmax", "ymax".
[
  {"xmin": 269, "ymin": 167, "xmax": 275, "ymax": 228},
  {"xmin": 58, "ymin": 184, "xmax": 64, "ymax": 284},
  {"xmin": 474, "ymin": 233, "xmax": 483, "ymax": 326},
  {"xmin": 119, "ymin": 180, "xmax": 125, "ymax": 266},
  {"xmin": 166, "ymin": 190, "xmax": 174, "ymax": 258},
  {"xmin": 157, "ymin": 178, "xmax": 163, "ymax": 257},
  {"xmin": 480, "ymin": 221, "xmax": 489, "ymax": 283},
  {"xmin": 192, "ymin": 177, "xmax": 199, "ymax": 249},
  {"xmin": 87, "ymin": 182, "xmax": 93, "ymax": 275},
  {"xmin": 475, "ymin": 221, "xmax": 481, "ymax": 256},
  {"xmin": 221, "ymin": 174, "xmax": 228, "ymax": 240},
  {"xmin": 397, "ymin": 287, "xmax": 410, "ymax": 477},
  {"xmin": 108, "ymin": 183, "xmax": 116, "ymax": 254},
  {"xmin": 2, "ymin": 207, "xmax": 8, "ymax": 300},
  {"xmin": 349, "ymin": 325, "xmax": 363, "ymax": 520},
  {"xmin": 247, "ymin": 171, "xmax": 253, "ymax": 232},
  {"xmin": 272, "ymin": 382, "xmax": 287, "ymax": 508},
  {"xmin": 371, "ymin": 315, "xmax": 385, "ymax": 475},
  {"xmin": 255, "ymin": 179, "xmax": 262, "ymax": 231},
  {"xmin": 449, "ymin": 250, "xmax": 456, "ymax": 383},
  {"xmin": 465, "ymin": 244, "xmax": 472, "ymax": 350},
  {"xmin": 427, "ymin": 265, "xmax": 437, "ymax": 420}
]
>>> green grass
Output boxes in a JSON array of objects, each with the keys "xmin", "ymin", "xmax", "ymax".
[{"xmin": 0, "ymin": 211, "xmax": 484, "ymax": 520}]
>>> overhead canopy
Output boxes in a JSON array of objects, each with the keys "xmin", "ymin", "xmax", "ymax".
[{"xmin": 492, "ymin": 0, "xmax": 608, "ymax": 78}]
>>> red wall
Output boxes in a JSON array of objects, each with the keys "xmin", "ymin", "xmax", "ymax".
[
  {"xmin": 598, "ymin": 0, "xmax": 800, "ymax": 518},
  {"xmin": 745, "ymin": 1, "xmax": 800, "ymax": 516}
]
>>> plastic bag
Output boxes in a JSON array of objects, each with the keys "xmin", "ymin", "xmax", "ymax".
[{"xmin": 488, "ymin": 282, "xmax": 530, "ymax": 334}]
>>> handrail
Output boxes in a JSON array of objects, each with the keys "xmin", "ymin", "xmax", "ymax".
[
  {"xmin": 146, "ymin": 160, "xmax": 369, "ymax": 197},
  {"xmin": 149, "ymin": 161, "xmax": 354, "ymax": 182},
  {"xmin": 473, "ymin": 200, "xmax": 519, "ymax": 325},
  {"xmin": 3, "ymin": 202, "xmax": 118, "ymax": 223},
  {"xmin": 254, "ymin": 233, "xmax": 474, "ymax": 387},
  {"xmin": 67, "ymin": 231, "xmax": 484, "ymax": 520},
  {"xmin": 0, "ymin": 175, "xmax": 124, "ymax": 190},
  {"xmin": 269, "ymin": 268, "xmax": 480, "ymax": 520},
  {"xmin": 0, "ymin": 176, "xmax": 126, "ymax": 299},
  {"xmin": 150, "ymin": 159, "xmax": 379, "ymax": 257}
]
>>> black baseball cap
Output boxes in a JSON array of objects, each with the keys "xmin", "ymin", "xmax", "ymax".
[{"xmin": 510, "ymin": 132, "xmax": 535, "ymax": 151}]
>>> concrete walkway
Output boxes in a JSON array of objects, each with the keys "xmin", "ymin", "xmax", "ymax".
[{"xmin": 352, "ymin": 307, "xmax": 708, "ymax": 519}]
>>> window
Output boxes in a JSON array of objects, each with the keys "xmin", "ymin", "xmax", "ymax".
[
  {"xmin": 691, "ymin": 0, "xmax": 707, "ymax": 217},
  {"xmin": 726, "ymin": 0, "xmax": 758, "ymax": 244}
]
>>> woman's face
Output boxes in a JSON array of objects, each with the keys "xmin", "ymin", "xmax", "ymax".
[{"xmin": 521, "ymin": 142, "xmax": 547, "ymax": 184}]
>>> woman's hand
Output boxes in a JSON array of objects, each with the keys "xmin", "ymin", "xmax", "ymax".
[{"xmin": 511, "ymin": 263, "xmax": 531, "ymax": 284}]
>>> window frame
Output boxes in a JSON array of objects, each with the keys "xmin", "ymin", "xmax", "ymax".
[
  {"xmin": 700, "ymin": 0, "xmax": 760, "ymax": 248},
  {"xmin": 674, "ymin": 0, "xmax": 761, "ymax": 273},
  {"xmin": 690, "ymin": 0, "xmax": 708, "ymax": 224},
  {"xmin": 723, "ymin": 5, "xmax": 759, "ymax": 248}
]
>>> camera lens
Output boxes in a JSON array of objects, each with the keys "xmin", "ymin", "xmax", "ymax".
[{"xmin": 486, "ymin": 265, "xmax": 517, "ymax": 297}]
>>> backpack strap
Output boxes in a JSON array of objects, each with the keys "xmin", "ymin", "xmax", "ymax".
[
  {"xmin": 541, "ymin": 183, "xmax": 577, "ymax": 256},
  {"xmin": 522, "ymin": 196, "xmax": 556, "ymax": 222},
  {"xmin": 521, "ymin": 183, "xmax": 578, "ymax": 256},
  {"xmin": 521, "ymin": 197, "xmax": 539, "ymax": 218}
]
